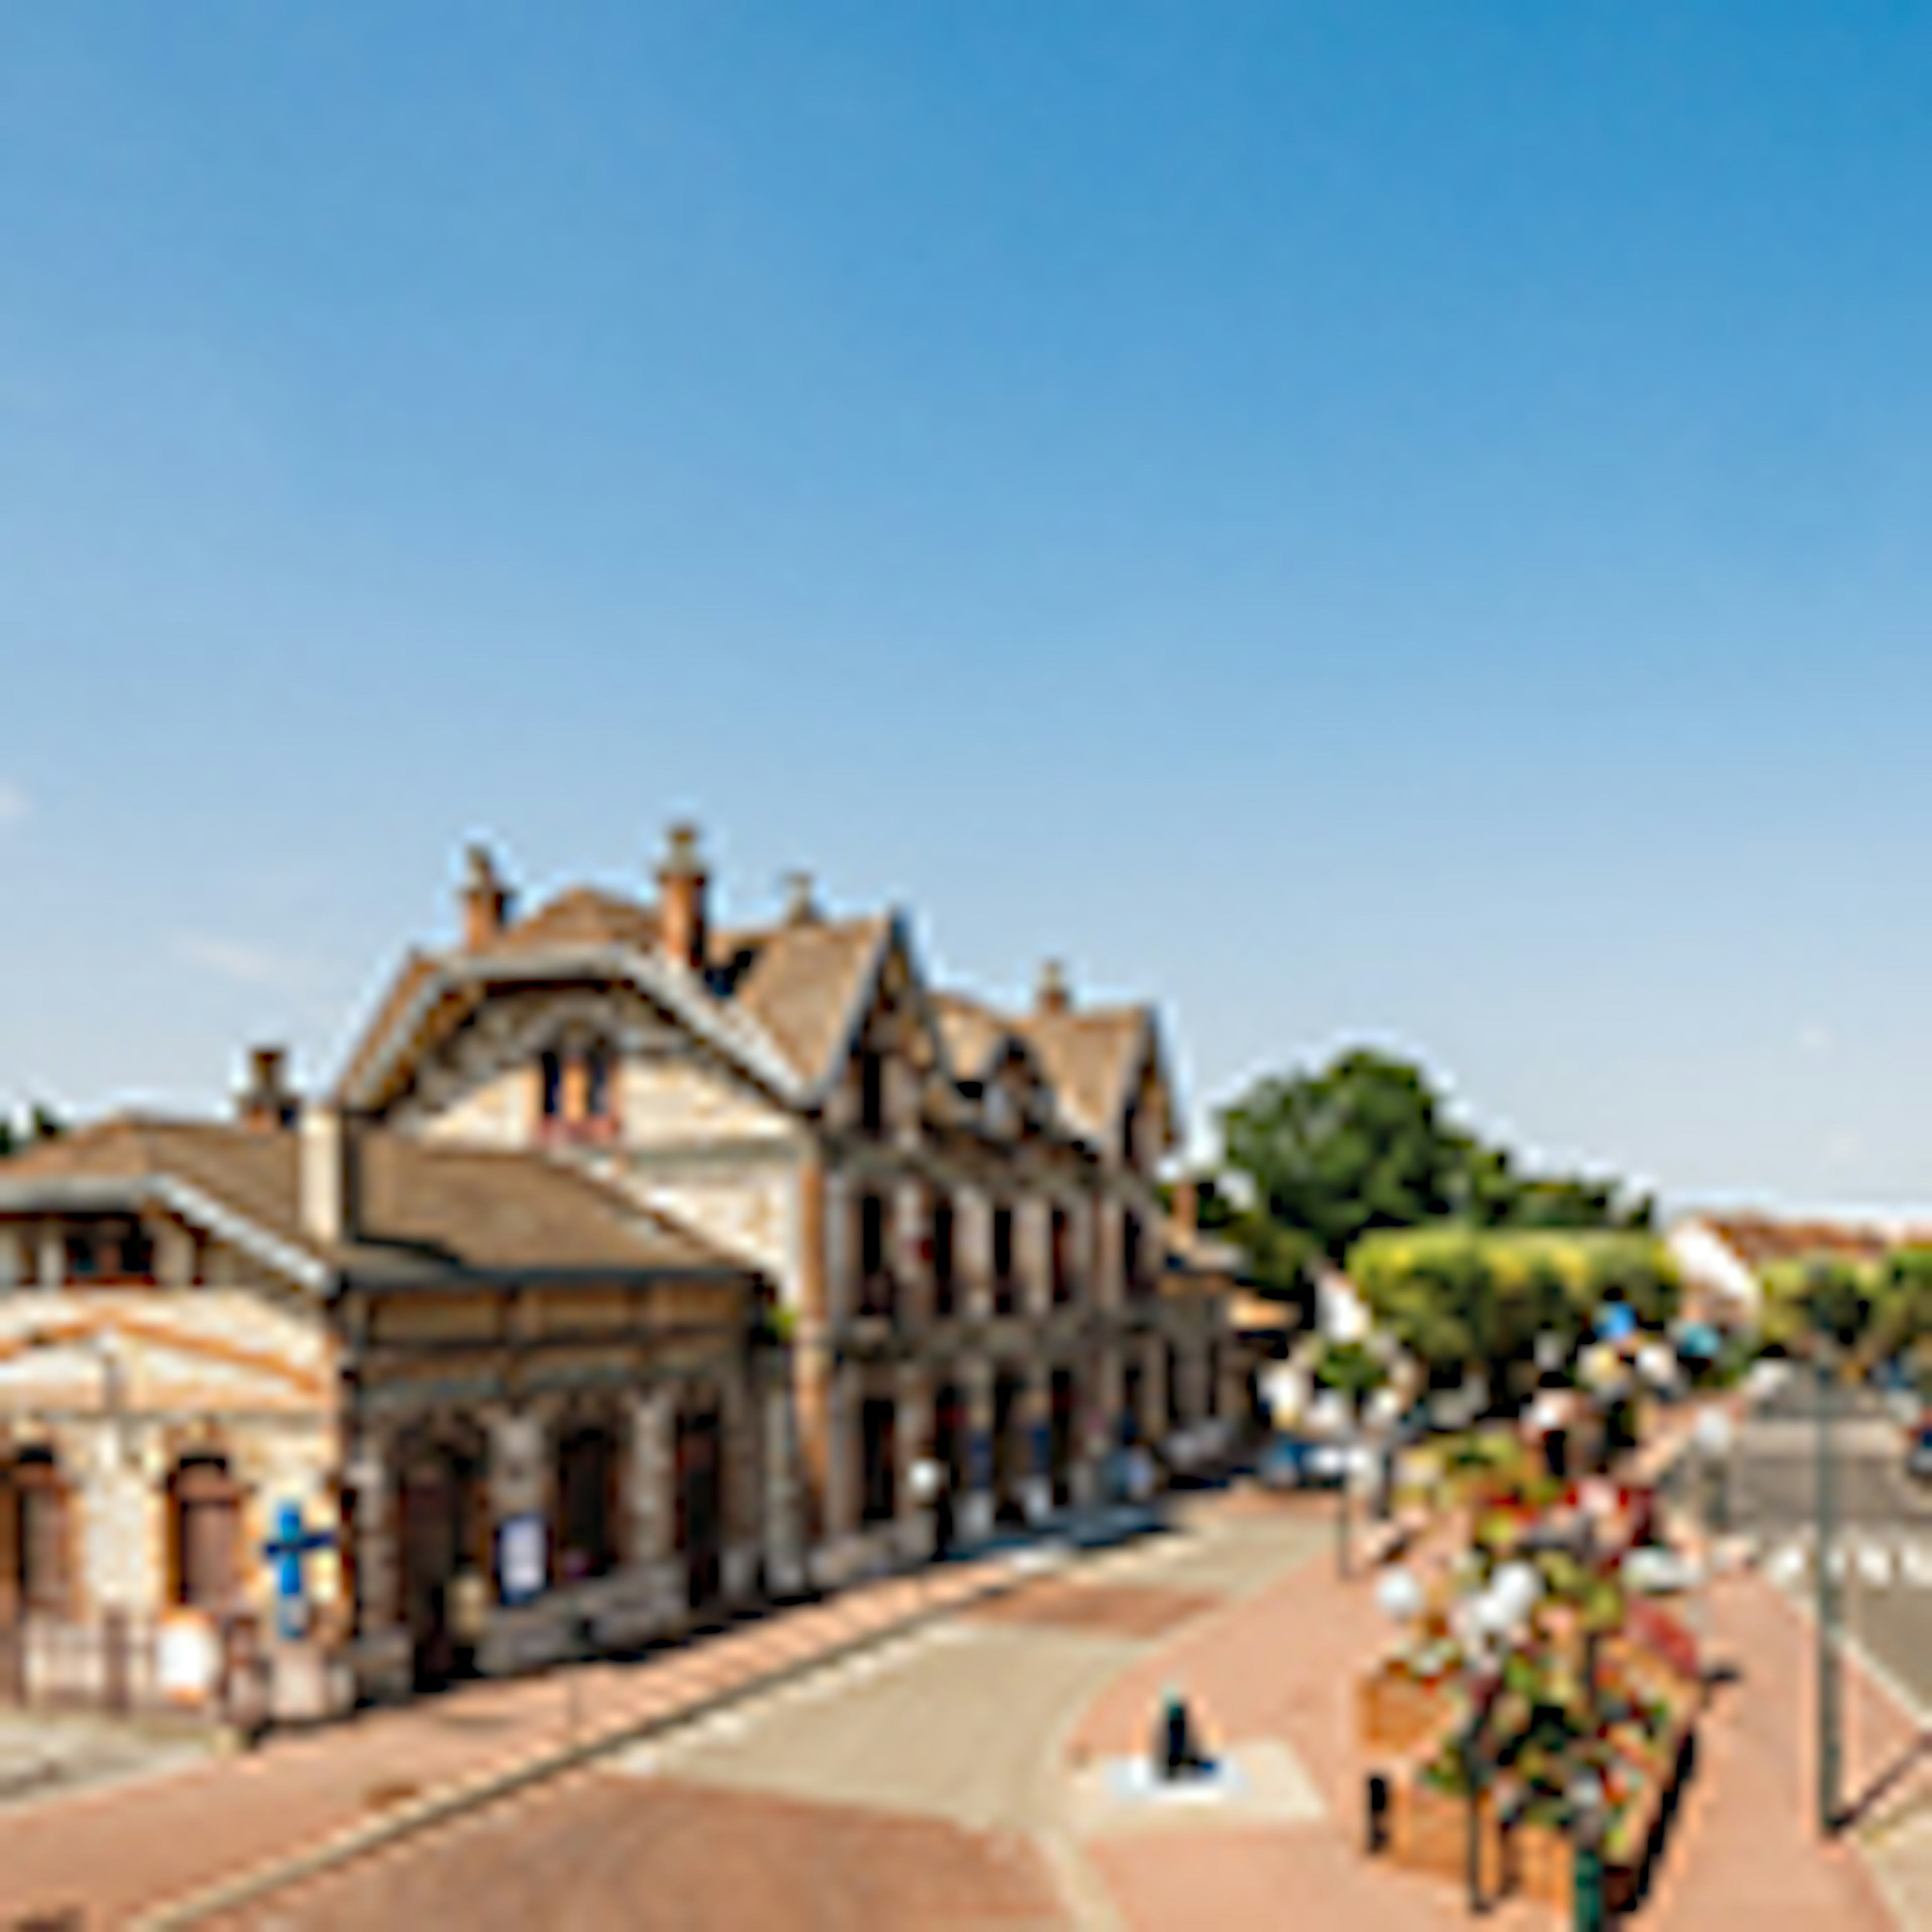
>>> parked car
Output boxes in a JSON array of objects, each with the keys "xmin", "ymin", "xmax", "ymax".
[{"xmin": 1258, "ymin": 1432, "xmax": 1349, "ymax": 1492}]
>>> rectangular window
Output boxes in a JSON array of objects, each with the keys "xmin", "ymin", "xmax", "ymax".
[
  {"xmin": 857, "ymin": 1194, "xmax": 892, "ymax": 1318},
  {"xmin": 540, "ymin": 1051, "xmax": 563, "ymax": 1119},
  {"xmin": 1122, "ymin": 1212, "xmax": 1143, "ymax": 1301},
  {"xmin": 991, "ymin": 1205, "xmax": 1015, "ymax": 1315},
  {"xmin": 1050, "ymin": 1206, "xmax": 1071, "ymax": 1306},
  {"xmin": 859, "ymin": 1050, "xmax": 887, "ymax": 1136},
  {"xmin": 931, "ymin": 1198, "xmax": 955, "ymax": 1316}
]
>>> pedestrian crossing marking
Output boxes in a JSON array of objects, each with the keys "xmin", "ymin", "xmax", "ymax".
[{"xmin": 1759, "ymin": 1532, "xmax": 1932, "ymax": 1589}]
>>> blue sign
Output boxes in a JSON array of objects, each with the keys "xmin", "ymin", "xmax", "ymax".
[
  {"xmin": 968, "ymin": 1427, "xmax": 993, "ymax": 1492},
  {"xmin": 498, "ymin": 1513, "xmax": 547, "ymax": 1606},
  {"xmin": 1596, "ymin": 1302, "xmax": 1637, "ymax": 1343},
  {"xmin": 261, "ymin": 1499, "xmax": 335, "ymax": 1641}
]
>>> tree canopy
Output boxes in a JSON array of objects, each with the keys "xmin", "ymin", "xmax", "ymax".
[
  {"xmin": 1349, "ymin": 1226, "xmax": 1680, "ymax": 1398},
  {"xmin": 1218, "ymin": 1049, "xmax": 1652, "ymax": 1268}
]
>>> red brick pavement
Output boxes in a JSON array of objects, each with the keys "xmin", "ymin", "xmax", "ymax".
[
  {"xmin": 0, "ymin": 1564, "xmax": 1001, "ymax": 1930},
  {"xmin": 1072, "ymin": 1462, "xmax": 1907, "ymax": 1929},
  {"xmin": 200, "ymin": 1777, "xmax": 1066, "ymax": 1932}
]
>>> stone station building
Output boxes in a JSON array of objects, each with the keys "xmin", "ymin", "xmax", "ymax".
[{"xmin": 0, "ymin": 823, "xmax": 1252, "ymax": 1723}]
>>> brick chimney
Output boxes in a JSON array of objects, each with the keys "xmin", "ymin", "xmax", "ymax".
[
  {"xmin": 299, "ymin": 1105, "xmax": 359, "ymax": 1248},
  {"xmin": 782, "ymin": 870, "xmax": 819, "ymax": 926},
  {"xmin": 658, "ymin": 822, "xmax": 708, "ymax": 971},
  {"xmin": 236, "ymin": 1045, "xmax": 298, "ymax": 1131},
  {"xmin": 460, "ymin": 843, "xmax": 512, "ymax": 950},
  {"xmin": 1036, "ymin": 958, "xmax": 1071, "ymax": 1017}
]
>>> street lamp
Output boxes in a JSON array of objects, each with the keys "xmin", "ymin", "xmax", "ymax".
[
  {"xmin": 1814, "ymin": 1335, "xmax": 1843, "ymax": 1836},
  {"xmin": 1566, "ymin": 1764, "xmax": 1608, "ymax": 1931},
  {"xmin": 1693, "ymin": 1406, "xmax": 1734, "ymax": 1542}
]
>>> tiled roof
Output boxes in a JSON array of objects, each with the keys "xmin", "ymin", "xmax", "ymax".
[
  {"xmin": 930, "ymin": 993, "xmax": 1014, "ymax": 1084},
  {"xmin": 0, "ymin": 1117, "xmax": 747, "ymax": 1281},
  {"xmin": 730, "ymin": 914, "xmax": 894, "ymax": 1092},
  {"xmin": 477, "ymin": 886, "xmax": 661, "ymax": 958},
  {"xmin": 1012, "ymin": 1005, "xmax": 1150, "ymax": 1146},
  {"xmin": 1697, "ymin": 1214, "xmax": 1919, "ymax": 1268},
  {"xmin": 334, "ymin": 948, "xmax": 442, "ymax": 1105}
]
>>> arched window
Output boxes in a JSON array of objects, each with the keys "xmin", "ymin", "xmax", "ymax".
[
  {"xmin": 6, "ymin": 1450, "xmax": 68, "ymax": 1617},
  {"xmin": 555, "ymin": 1423, "xmax": 620, "ymax": 1583},
  {"xmin": 171, "ymin": 1456, "xmax": 243, "ymax": 1612}
]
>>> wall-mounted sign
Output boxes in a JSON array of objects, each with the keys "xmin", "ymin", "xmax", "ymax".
[{"xmin": 498, "ymin": 1512, "xmax": 547, "ymax": 1606}]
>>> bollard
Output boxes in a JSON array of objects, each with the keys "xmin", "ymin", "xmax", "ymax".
[{"xmin": 1366, "ymin": 1773, "xmax": 1390, "ymax": 1854}]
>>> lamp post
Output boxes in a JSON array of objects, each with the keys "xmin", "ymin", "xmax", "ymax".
[
  {"xmin": 1815, "ymin": 1341, "xmax": 1843, "ymax": 1836},
  {"xmin": 908, "ymin": 1457, "xmax": 944, "ymax": 1613},
  {"xmin": 1335, "ymin": 1442, "xmax": 1352, "ymax": 1579},
  {"xmin": 1566, "ymin": 1764, "xmax": 1607, "ymax": 1932}
]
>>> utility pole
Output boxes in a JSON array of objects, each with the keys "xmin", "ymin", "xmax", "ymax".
[{"xmin": 1815, "ymin": 1344, "xmax": 1842, "ymax": 1836}]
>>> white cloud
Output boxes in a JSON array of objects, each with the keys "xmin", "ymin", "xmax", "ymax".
[
  {"xmin": 1798, "ymin": 1022, "xmax": 1833, "ymax": 1056},
  {"xmin": 0, "ymin": 781, "xmax": 28, "ymax": 826},
  {"xmin": 1826, "ymin": 1128, "xmax": 1864, "ymax": 1168},
  {"xmin": 172, "ymin": 932, "xmax": 287, "ymax": 987}
]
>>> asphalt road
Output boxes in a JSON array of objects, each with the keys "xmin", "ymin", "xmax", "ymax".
[
  {"xmin": 213, "ymin": 1507, "xmax": 1331, "ymax": 1931},
  {"xmin": 1729, "ymin": 1372, "xmax": 1932, "ymax": 1714}
]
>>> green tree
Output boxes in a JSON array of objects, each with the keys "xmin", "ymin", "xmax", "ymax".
[
  {"xmin": 26, "ymin": 1103, "xmax": 62, "ymax": 1144},
  {"xmin": 1220, "ymin": 1051, "xmax": 1464, "ymax": 1264}
]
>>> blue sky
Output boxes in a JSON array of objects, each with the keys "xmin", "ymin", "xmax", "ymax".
[{"xmin": 5, "ymin": 4, "xmax": 1932, "ymax": 1210}]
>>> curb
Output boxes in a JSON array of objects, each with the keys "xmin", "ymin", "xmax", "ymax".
[{"xmin": 127, "ymin": 1551, "xmax": 1069, "ymax": 1930}]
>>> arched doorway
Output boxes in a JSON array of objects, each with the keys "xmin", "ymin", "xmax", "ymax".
[
  {"xmin": 553, "ymin": 1417, "xmax": 622, "ymax": 1585},
  {"xmin": 992, "ymin": 1370, "xmax": 1023, "ymax": 1526},
  {"xmin": 932, "ymin": 1382, "xmax": 964, "ymax": 1555},
  {"xmin": 674, "ymin": 1401, "xmax": 723, "ymax": 1617},
  {"xmin": 394, "ymin": 1427, "xmax": 487, "ymax": 1691}
]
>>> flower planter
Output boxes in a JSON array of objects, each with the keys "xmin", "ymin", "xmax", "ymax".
[
  {"xmin": 1507, "ymin": 1816, "xmax": 1576, "ymax": 1909},
  {"xmin": 1358, "ymin": 1665, "xmax": 1457, "ymax": 1755},
  {"xmin": 1389, "ymin": 1774, "xmax": 1505, "ymax": 1894}
]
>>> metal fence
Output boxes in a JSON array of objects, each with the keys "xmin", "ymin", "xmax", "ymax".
[{"xmin": 0, "ymin": 1611, "xmax": 259, "ymax": 1721}]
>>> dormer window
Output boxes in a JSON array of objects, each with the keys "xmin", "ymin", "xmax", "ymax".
[{"xmin": 539, "ymin": 1040, "xmax": 620, "ymax": 1145}]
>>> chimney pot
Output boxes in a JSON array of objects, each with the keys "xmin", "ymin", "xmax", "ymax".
[
  {"xmin": 460, "ymin": 843, "xmax": 513, "ymax": 950},
  {"xmin": 237, "ymin": 1044, "xmax": 297, "ymax": 1131},
  {"xmin": 658, "ymin": 822, "xmax": 709, "ymax": 971},
  {"xmin": 300, "ymin": 1106, "xmax": 359, "ymax": 1248},
  {"xmin": 782, "ymin": 870, "xmax": 818, "ymax": 926},
  {"xmin": 1036, "ymin": 959, "xmax": 1072, "ymax": 1017}
]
